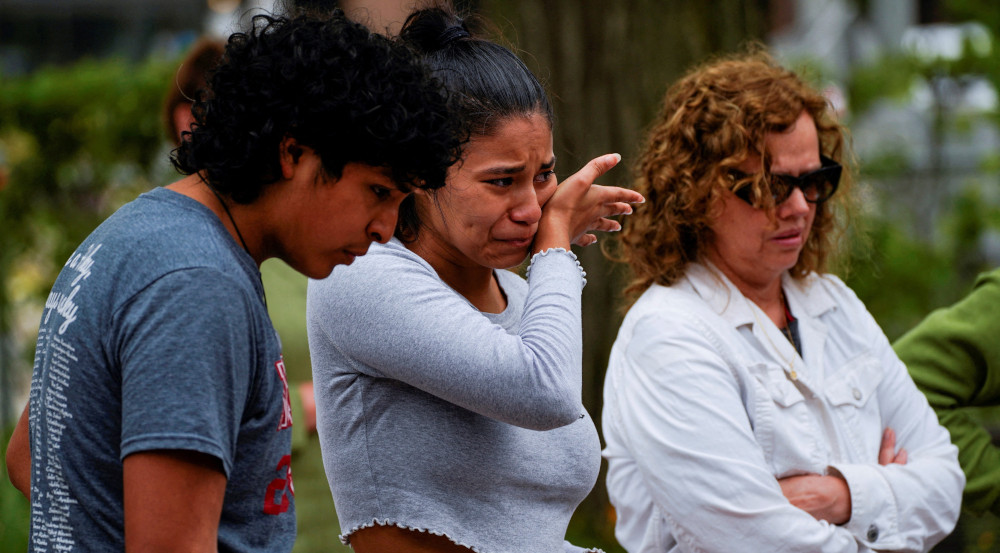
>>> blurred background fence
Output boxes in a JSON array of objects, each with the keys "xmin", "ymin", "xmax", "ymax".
[{"xmin": 2, "ymin": 1, "xmax": 1000, "ymax": 551}]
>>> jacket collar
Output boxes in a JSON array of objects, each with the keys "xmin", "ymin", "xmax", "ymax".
[
  {"xmin": 682, "ymin": 261, "xmax": 837, "ymax": 329},
  {"xmin": 682, "ymin": 261, "xmax": 839, "ymax": 388}
]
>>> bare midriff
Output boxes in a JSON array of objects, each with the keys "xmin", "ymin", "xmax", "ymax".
[{"xmin": 350, "ymin": 525, "xmax": 475, "ymax": 553}]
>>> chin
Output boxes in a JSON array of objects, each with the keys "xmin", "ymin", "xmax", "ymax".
[
  {"xmin": 488, "ymin": 250, "xmax": 531, "ymax": 270},
  {"xmin": 298, "ymin": 260, "xmax": 342, "ymax": 280},
  {"xmin": 299, "ymin": 267, "xmax": 330, "ymax": 280}
]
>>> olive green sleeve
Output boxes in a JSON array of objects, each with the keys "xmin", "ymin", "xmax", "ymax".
[{"xmin": 894, "ymin": 269, "xmax": 1000, "ymax": 516}]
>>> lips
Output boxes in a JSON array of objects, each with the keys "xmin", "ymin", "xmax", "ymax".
[
  {"xmin": 498, "ymin": 236, "xmax": 533, "ymax": 248},
  {"xmin": 770, "ymin": 228, "xmax": 805, "ymax": 247},
  {"xmin": 342, "ymin": 247, "xmax": 369, "ymax": 264}
]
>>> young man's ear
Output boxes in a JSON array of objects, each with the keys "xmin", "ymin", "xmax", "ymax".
[{"xmin": 278, "ymin": 136, "xmax": 306, "ymax": 180}]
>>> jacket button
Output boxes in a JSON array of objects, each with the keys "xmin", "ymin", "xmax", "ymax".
[
  {"xmin": 852, "ymin": 388, "xmax": 862, "ymax": 400},
  {"xmin": 866, "ymin": 524, "xmax": 879, "ymax": 541}
]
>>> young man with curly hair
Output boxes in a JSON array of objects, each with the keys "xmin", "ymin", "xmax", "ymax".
[{"xmin": 5, "ymin": 11, "xmax": 462, "ymax": 553}]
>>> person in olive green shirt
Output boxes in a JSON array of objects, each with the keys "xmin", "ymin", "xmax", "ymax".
[{"xmin": 894, "ymin": 268, "xmax": 1000, "ymax": 516}]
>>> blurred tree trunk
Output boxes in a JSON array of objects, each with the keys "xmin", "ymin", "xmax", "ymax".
[{"xmin": 477, "ymin": 1, "xmax": 767, "ymax": 545}]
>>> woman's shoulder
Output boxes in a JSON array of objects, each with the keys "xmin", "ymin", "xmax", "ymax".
[
  {"xmin": 628, "ymin": 278, "xmax": 720, "ymax": 321},
  {"xmin": 322, "ymin": 239, "xmax": 435, "ymax": 280},
  {"xmin": 307, "ymin": 239, "xmax": 442, "ymax": 307},
  {"xmin": 612, "ymin": 282, "xmax": 745, "ymax": 379},
  {"xmin": 619, "ymin": 282, "xmax": 729, "ymax": 344}
]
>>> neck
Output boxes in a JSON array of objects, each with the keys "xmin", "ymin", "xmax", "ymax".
[
  {"xmin": 705, "ymin": 254, "xmax": 785, "ymax": 327},
  {"xmin": 407, "ymin": 239, "xmax": 505, "ymax": 313},
  {"xmin": 166, "ymin": 174, "xmax": 263, "ymax": 266},
  {"xmin": 752, "ymin": 287, "xmax": 789, "ymax": 329}
]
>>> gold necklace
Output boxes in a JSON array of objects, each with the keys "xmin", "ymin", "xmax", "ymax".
[{"xmin": 749, "ymin": 298, "xmax": 798, "ymax": 381}]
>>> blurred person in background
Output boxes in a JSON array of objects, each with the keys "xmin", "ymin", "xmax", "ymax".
[
  {"xmin": 5, "ymin": 11, "xmax": 462, "ymax": 552},
  {"xmin": 895, "ymin": 270, "xmax": 1000, "ymax": 518},
  {"xmin": 163, "ymin": 37, "xmax": 225, "ymax": 149},
  {"xmin": 307, "ymin": 6, "xmax": 643, "ymax": 553},
  {"xmin": 602, "ymin": 51, "xmax": 963, "ymax": 552}
]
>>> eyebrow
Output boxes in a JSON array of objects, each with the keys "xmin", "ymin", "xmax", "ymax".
[
  {"xmin": 770, "ymin": 164, "xmax": 823, "ymax": 178},
  {"xmin": 481, "ymin": 156, "xmax": 557, "ymax": 176},
  {"xmin": 377, "ymin": 171, "xmax": 411, "ymax": 193}
]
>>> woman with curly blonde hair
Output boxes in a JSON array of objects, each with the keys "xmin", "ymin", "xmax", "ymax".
[
  {"xmin": 619, "ymin": 52, "xmax": 850, "ymax": 300},
  {"xmin": 602, "ymin": 52, "xmax": 962, "ymax": 552}
]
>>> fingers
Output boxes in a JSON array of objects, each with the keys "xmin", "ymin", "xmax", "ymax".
[
  {"xmin": 894, "ymin": 448, "xmax": 908, "ymax": 465},
  {"xmin": 592, "ymin": 217, "xmax": 623, "ymax": 233},
  {"xmin": 878, "ymin": 428, "xmax": 894, "ymax": 465},
  {"xmin": 879, "ymin": 428, "xmax": 899, "ymax": 465},
  {"xmin": 561, "ymin": 155, "xmax": 642, "ymax": 204},
  {"xmin": 568, "ymin": 153, "xmax": 622, "ymax": 187},
  {"xmin": 537, "ymin": 154, "xmax": 642, "ymax": 251},
  {"xmin": 568, "ymin": 195, "xmax": 637, "ymax": 245},
  {"xmin": 610, "ymin": 202, "xmax": 634, "ymax": 216},
  {"xmin": 878, "ymin": 428, "xmax": 908, "ymax": 466},
  {"xmin": 587, "ymin": 184, "xmax": 644, "ymax": 207}
]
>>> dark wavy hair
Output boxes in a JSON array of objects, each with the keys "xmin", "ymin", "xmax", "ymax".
[
  {"xmin": 171, "ymin": 11, "xmax": 463, "ymax": 204},
  {"xmin": 616, "ymin": 50, "xmax": 855, "ymax": 305},
  {"xmin": 394, "ymin": 6, "xmax": 553, "ymax": 241}
]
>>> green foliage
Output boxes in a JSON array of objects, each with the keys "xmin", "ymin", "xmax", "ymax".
[
  {"xmin": 848, "ymin": 53, "xmax": 926, "ymax": 116},
  {"xmin": 845, "ymin": 175, "xmax": 1000, "ymax": 342},
  {"xmin": 0, "ymin": 56, "xmax": 175, "ymax": 278},
  {"xmin": 846, "ymin": 211, "xmax": 960, "ymax": 340},
  {"xmin": 842, "ymin": 0, "xmax": 1000, "ymax": 342},
  {"xmin": 0, "ymin": 55, "xmax": 176, "ymax": 387}
]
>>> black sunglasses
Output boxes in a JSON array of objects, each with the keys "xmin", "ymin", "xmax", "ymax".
[{"xmin": 728, "ymin": 155, "xmax": 842, "ymax": 206}]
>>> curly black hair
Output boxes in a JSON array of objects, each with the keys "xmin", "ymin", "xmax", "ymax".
[{"xmin": 171, "ymin": 11, "xmax": 463, "ymax": 204}]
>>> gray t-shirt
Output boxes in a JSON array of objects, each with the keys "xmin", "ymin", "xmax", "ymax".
[
  {"xmin": 27, "ymin": 187, "xmax": 295, "ymax": 552},
  {"xmin": 307, "ymin": 239, "xmax": 602, "ymax": 553}
]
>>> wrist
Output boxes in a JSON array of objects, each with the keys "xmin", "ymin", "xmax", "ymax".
[
  {"xmin": 525, "ymin": 248, "xmax": 587, "ymax": 287},
  {"xmin": 826, "ymin": 473, "xmax": 852, "ymax": 525},
  {"xmin": 532, "ymin": 218, "xmax": 571, "ymax": 255}
]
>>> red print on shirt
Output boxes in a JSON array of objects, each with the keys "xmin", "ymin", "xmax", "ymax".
[
  {"xmin": 275, "ymin": 357, "xmax": 293, "ymax": 431},
  {"xmin": 263, "ymin": 454, "xmax": 294, "ymax": 515}
]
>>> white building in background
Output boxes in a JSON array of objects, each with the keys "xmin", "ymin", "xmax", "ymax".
[{"xmin": 769, "ymin": 0, "xmax": 1000, "ymax": 249}]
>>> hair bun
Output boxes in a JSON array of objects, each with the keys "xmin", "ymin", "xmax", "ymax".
[
  {"xmin": 438, "ymin": 25, "xmax": 470, "ymax": 46},
  {"xmin": 399, "ymin": 7, "xmax": 472, "ymax": 54}
]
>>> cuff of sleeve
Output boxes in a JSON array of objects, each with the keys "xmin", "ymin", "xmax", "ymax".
[
  {"xmin": 562, "ymin": 541, "xmax": 604, "ymax": 553},
  {"xmin": 121, "ymin": 434, "xmax": 232, "ymax": 477},
  {"xmin": 830, "ymin": 463, "xmax": 899, "ymax": 549},
  {"xmin": 526, "ymin": 248, "xmax": 587, "ymax": 288}
]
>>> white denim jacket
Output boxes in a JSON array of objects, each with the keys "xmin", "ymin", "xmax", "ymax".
[{"xmin": 602, "ymin": 263, "xmax": 963, "ymax": 553}]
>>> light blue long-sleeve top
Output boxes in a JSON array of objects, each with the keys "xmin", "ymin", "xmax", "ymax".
[{"xmin": 307, "ymin": 238, "xmax": 601, "ymax": 553}]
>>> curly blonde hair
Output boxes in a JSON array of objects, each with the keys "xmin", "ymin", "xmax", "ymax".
[{"xmin": 616, "ymin": 50, "xmax": 854, "ymax": 305}]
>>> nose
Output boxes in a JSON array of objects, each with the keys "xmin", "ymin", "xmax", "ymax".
[
  {"xmin": 777, "ymin": 187, "xmax": 810, "ymax": 219},
  {"xmin": 509, "ymin": 186, "xmax": 542, "ymax": 225},
  {"xmin": 367, "ymin": 205, "xmax": 398, "ymax": 244}
]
